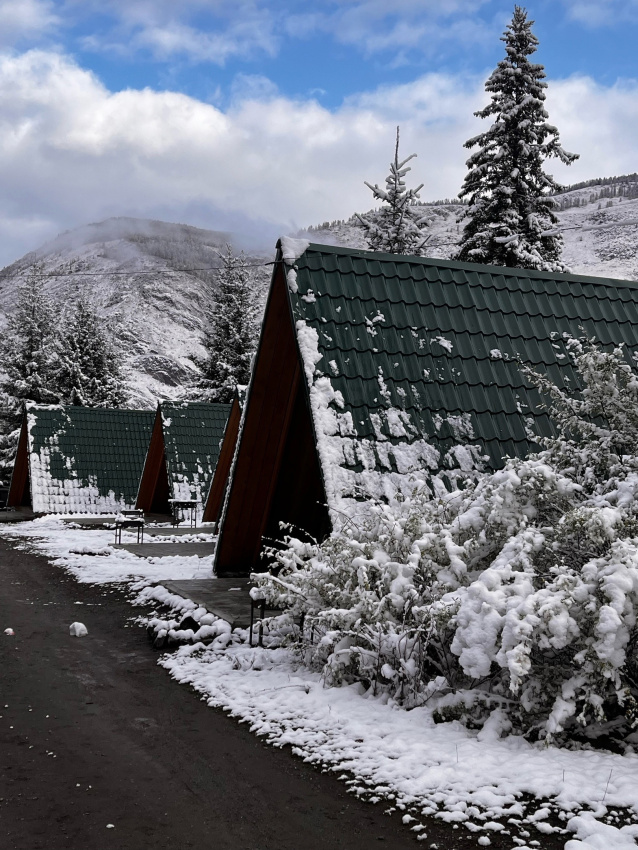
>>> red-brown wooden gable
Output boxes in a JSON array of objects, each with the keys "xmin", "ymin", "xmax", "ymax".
[
  {"xmin": 135, "ymin": 407, "xmax": 165, "ymax": 512},
  {"xmin": 7, "ymin": 417, "xmax": 29, "ymax": 507},
  {"xmin": 203, "ymin": 396, "xmax": 241, "ymax": 523},
  {"xmin": 213, "ymin": 262, "xmax": 330, "ymax": 576}
]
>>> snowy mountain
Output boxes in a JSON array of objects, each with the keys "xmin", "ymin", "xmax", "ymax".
[
  {"xmin": 1, "ymin": 176, "xmax": 637, "ymax": 409},
  {"xmin": 0, "ymin": 218, "xmax": 271, "ymax": 407},
  {"xmin": 303, "ymin": 174, "xmax": 638, "ymax": 282}
]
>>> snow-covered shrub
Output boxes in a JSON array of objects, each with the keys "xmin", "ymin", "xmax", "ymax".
[{"xmin": 254, "ymin": 338, "xmax": 638, "ymax": 745}]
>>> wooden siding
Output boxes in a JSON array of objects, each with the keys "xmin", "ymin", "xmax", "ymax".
[
  {"xmin": 203, "ymin": 396, "xmax": 241, "ymax": 523},
  {"xmin": 135, "ymin": 407, "xmax": 165, "ymax": 512},
  {"xmin": 214, "ymin": 263, "xmax": 329, "ymax": 576},
  {"xmin": 7, "ymin": 418, "xmax": 29, "ymax": 507}
]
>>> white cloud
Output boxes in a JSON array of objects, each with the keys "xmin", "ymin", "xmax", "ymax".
[
  {"xmin": 0, "ymin": 0, "xmax": 58, "ymax": 46},
  {"xmin": 287, "ymin": 0, "xmax": 493, "ymax": 56},
  {"xmin": 0, "ymin": 49, "xmax": 635, "ymax": 266},
  {"xmin": 561, "ymin": 0, "xmax": 638, "ymax": 26},
  {"xmin": 545, "ymin": 75, "xmax": 638, "ymax": 183},
  {"xmin": 61, "ymin": 0, "xmax": 496, "ymax": 65},
  {"xmin": 71, "ymin": 0, "xmax": 279, "ymax": 65},
  {"xmin": 130, "ymin": 10, "xmax": 278, "ymax": 64},
  {"xmin": 230, "ymin": 73, "xmax": 279, "ymax": 102}
]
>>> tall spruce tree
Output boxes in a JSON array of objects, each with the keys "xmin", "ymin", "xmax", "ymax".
[
  {"xmin": 195, "ymin": 245, "xmax": 259, "ymax": 403},
  {"xmin": 456, "ymin": 6, "xmax": 578, "ymax": 271},
  {"xmin": 357, "ymin": 127, "xmax": 430, "ymax": 255},
  {"xmin": 0, "ymin": 266, "xmax": 61, "ymax": 482},
  {"xmin": 56, "ymin": 298, "xmax": 125, "ymax": 407}
]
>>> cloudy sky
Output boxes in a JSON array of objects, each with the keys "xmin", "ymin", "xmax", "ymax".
[{"xmin": 1, "ymin": 0, "xmax": 638, "ymax": 264}]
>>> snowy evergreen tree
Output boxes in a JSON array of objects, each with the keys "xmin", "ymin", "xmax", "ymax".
[
  {"xmin": 0, "ymin": 266, "xmax": 60, "ymax": 482},
  {"xmin": 56, "ymin": 298, "xmax": 125, "ymax": 407},
  {"xmin": 456, "ymin": 6, "xmax": 578, "ymax": 271},
  {"xmin": 356, "ymin": 127, "xmax": 430, "ymax": 256},
  {"xmin": 195, "ymin": 245, "xmax": 259, "ymax": 404}
]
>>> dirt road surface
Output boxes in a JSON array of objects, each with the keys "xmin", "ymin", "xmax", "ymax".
[
  {"xmin": 0, "ymin": 536, "xmax": 420, "ymax": 850},
  {"xmin": 1, "ymin": 535, "xmax": 569, "ymax": 850}
]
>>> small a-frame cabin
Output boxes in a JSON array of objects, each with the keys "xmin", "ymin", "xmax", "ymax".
[
  {"xmin": 213, "ymin": 240, "xmax": 638, "ymax": 577},
  {"xmin": 202, "ymin": 394, "xmax": 241, "ymax": 523},
  {"xmin": 136, "ymin": 401, "xmax": 232, "ymax": 516},
  {"xmin": 8, "ymin": 405, "xmax": 155, "ymax": 514}
]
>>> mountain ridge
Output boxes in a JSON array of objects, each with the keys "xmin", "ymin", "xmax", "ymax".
[{"xmin": 1, "ymin": 175, "xmax": 637, "ymax": 407}]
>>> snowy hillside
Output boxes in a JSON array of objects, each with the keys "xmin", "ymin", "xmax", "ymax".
[
  {"xmin": 304, "ymin": 175, "xmax": 638, "ymax": 282},
  {"xmin": 1, "ymin": 176, "xmax": 637, "ymax": 409},
  {"xmin": 0, "ymin": 218, "xmax": 271, "ymax": 408}
]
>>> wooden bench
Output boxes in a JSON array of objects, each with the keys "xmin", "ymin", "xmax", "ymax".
[{"xmin": 114, "ymin": 510, "xmax": 145, "ymax": 544}]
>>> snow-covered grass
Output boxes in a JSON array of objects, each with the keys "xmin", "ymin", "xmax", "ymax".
[
  {"xmin": 0, "ymin": 515, "xmax": 213, "ymax": 584},
  {"xmin": 161, "ymin": 639, "xmax": 638, "ymax": 849},
  {"xmin": 3, "ymin": 515, "xmax": 638, "ymax": 849}
]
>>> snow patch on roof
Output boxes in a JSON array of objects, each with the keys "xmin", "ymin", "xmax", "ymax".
[
  {"xmin": 281, "ymin": 237, "xmax": 311, "ymax": 294},
  {"xmin": 431, "ymin": 335, "xmax": 454, "ymax": 353},
  {"xmin": 160, "ymin": 402, "xmax": 231, "ymax": 506},
  {"xmin": 296, "ymin": 318, "xmax": 445, "ymax": 521},
  {"xmin": 280, "ymin": 236, "xmax": 310, "ymax": 264},
  {"xmin": 25, "ymin": 405, "xmax": 153, "ymax": 514}
]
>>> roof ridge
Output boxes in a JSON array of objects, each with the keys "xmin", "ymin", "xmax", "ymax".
[{"xmin": 303, "ymin": 242, "xmax": 638, "ymax": 290}]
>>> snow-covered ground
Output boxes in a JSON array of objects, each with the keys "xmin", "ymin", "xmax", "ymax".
[
  {"xmin": 1, "ymin": 516, "xmax": 214, "ymax": 584},
  {"xmin": 2, "ymin": 516, "xmax": 638, "ymax": 849},
  {"xmin": 307, "ymin": 183, "xmax": 638, "ymax": 284}
]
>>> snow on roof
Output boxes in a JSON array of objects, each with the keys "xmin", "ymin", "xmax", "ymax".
[
  {"xmin": 160, "ymin": 402, "xmax": 232, "ymax": 503},
  {"xmin": 26, "ymin": 405, "xmax": 155, "ymax": 514},
  {"xmin": 286, "ymin": 242, "xmax": 638, "ymax": 514}
]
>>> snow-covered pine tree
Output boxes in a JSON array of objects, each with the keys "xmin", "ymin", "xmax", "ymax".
[
  {"xmin": 456, "ymin": 6, "xmax": 578, "ymax": 271},
  {"xmin": 356, "ymin": 127, "xmax": 430, "ymax": 256},
  {"xmin": 195, "ymin": 245, "xmax": 259, "ymax": 404},
  {"xmin": 56, "ymin": 298, "xmax": 125, "ymax": 407},
  {"xmin": 0, "ymin": 266, "xmax": 61, "ymax": 482}
]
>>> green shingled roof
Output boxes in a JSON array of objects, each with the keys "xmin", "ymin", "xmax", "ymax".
[
  {"xmin": 27, "ymin": 406, "xmax": 155, "ymax": 513},
  {"xmin": 287, "ymin": 243, "xmax": 638, "ymax": 472},
  {"xmin": 160, "ymin": 402, "xmax": 232, "ymax": 502}
]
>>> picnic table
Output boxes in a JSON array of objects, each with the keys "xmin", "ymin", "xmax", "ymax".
[
  {"xmin": 168, "ymin": 499, "xmax": 198, "ymax": 528},
  {"xmin": 113, "ymin": 510, "xmax": 145, "ymax": 544}
]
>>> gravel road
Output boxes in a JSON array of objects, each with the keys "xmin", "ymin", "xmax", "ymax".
[{"xmin": 0, "ymin": 536, "xmax": 414, "ymax": 850}]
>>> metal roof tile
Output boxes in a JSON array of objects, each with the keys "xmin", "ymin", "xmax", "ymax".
[
  {"xmin": 289, "ymin": 244, "xmax": 638, "ymax": 475},
  {"xmin": 160, "ymin": 401, "xmax": 232, "ymax": 501},
  {"xmin": 26, "ymin": 406, "xmax": 155, "ymax": 512}
]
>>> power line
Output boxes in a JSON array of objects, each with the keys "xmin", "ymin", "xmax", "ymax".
[{"xmin": 4, "ymin": 259, "xmax": 278, "ymax": 280}]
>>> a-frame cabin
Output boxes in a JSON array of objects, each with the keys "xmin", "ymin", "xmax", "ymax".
[
  {"xmin": 213, "ymin": 246, "xmax": 331, "ymax": 576},
  {"xmin": 201, "ymin": 394, "xmax": 242, "ymax": 524},
  {"xmin": 7, "ymin": 416, "xmax": 31, "ymax": 509},
  {"xmin": 213, "ymin": 239, "xmax": 638, "ymax": 577},
  {"xmin": 8, "ymin": 405, "xmax": 155, "ymax": 514},
  {"xmin": 136, "ymin": 401, "xmax": 232, "ymax": 516}
]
